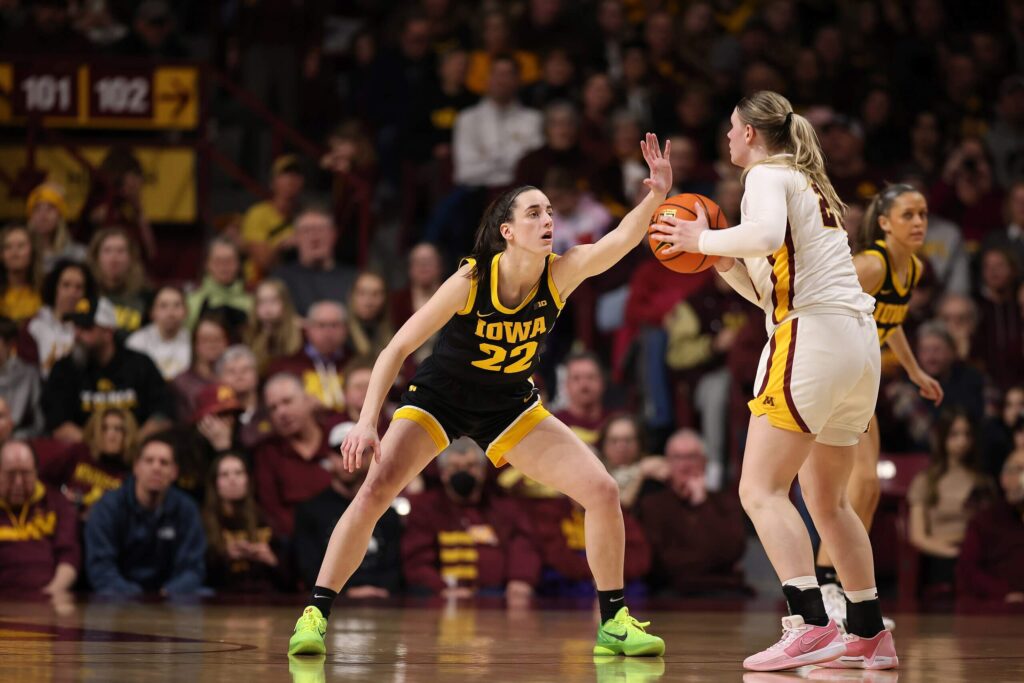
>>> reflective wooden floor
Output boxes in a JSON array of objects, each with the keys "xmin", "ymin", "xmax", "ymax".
[{"xmin": 0, "ymin": 599, "xmax": 1021, "ymax": 682}]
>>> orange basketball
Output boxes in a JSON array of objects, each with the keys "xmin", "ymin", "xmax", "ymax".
[{"xmin": 648, "ymin": 193, "xmax": 729, "ymax": 273}]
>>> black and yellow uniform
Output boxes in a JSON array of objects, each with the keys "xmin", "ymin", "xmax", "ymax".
[
  {"xmin": 861, "ymin": 239, "xmax": 923, "ymax": 345},
  {"xmin": 394, "ymin": 252, "xmax": 564, "ymax": 466}
]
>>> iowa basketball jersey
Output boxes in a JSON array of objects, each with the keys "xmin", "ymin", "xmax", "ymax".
[
  {"xmin": 861, "ymin": 240, "xmax": 922, "ymax": 345},
  {"xmin": 431, "ymin": 252, "xmax": 563, "ymax": 384}
]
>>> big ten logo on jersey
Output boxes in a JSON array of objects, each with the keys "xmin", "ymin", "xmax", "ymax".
[{"xmin": 471, "ymin": 315, "xmax": 548, "ymax": 373}]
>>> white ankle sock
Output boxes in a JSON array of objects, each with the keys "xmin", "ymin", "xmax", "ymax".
[
  {"xmin": 782, "ymin": 575, "xmax": 819, "ymax": 591},
  {"xmin": 845, "ymin": 587, "xmax": 878, "ymax": 603}
]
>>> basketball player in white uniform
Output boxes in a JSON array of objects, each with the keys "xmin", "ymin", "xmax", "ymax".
[{"xmin": 652, "ymin": 91, "xmax": 898, "ymax": 671}]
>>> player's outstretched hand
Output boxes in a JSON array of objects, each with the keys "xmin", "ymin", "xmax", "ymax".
[
  {"xmin": 640, "ymin": 132, "xmax": 672, "ymax": 196},
  {"xmin": 340, "ymin": 422, "xmax": 382, "ymax": 472},
  {"xmin": 650, "ymin": 202, "xmax": 709, "ymax": 256}
]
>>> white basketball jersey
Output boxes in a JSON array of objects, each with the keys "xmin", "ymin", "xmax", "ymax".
[{"xmin": 738, "ymin": 164, "xmax": 874, "ymax": 328}]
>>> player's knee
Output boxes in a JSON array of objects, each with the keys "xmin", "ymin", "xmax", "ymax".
[
  {"xmin": 738, "ymin": 479, "xmax": 779, "ymax": 514},
  {"xmin": 581, "ymin": 473, "xmax": 620, "ymax": 511},
  {"xmin": 803, "ymin": 487, "xmax": 844, "ymax": 521},
  {"xmin": 354, "ymin": 477, "xmax": 397, "ymax": 517}
]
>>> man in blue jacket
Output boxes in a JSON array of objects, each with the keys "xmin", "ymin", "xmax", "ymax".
[{"xmin": 85, "ymin": 433, "xmax": 206, "ymax": 596}]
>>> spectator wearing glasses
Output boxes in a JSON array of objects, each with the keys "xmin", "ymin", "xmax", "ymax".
[
  {"xmin": 635, "ymin": 430, "xmax": 748, "ymax": 596},
  {"xmin": 0, "ymin": 440, "xmax": 79, "ymax": 596}
]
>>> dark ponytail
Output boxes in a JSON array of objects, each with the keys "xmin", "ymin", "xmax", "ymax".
[
  {"xmin": 858, "ymin": 183, "xmax": 918, "ymax": 253},
  {"xmin": 465, "ymin": 185, "xmax": 537, "ymax": 278}
]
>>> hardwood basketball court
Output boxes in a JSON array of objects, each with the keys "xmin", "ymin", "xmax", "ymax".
[{"xmin": 1, "ymin": 599, "xmax": 1021, "ymax": 682}]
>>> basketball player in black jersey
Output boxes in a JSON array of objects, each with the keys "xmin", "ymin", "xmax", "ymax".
[
  {"xmin": 813, "ymin": 183, "xmax": 944, "ymax": 629},
  {"xmin": 288, "ymin": 134, "xmax": 673, "ymax": 658}
]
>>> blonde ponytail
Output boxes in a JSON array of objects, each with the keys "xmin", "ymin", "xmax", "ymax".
[{"xmin": 736, "ymin": 91, "xmax": 846, "ymax": 223}]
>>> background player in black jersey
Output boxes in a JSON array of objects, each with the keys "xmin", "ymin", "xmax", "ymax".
[
  {"xmin": 288, "ymin": 134, "xmax": 673, "ymax": 658},
  {"xmin": 813, "ymin": 183, "xmax": 944, "ymax": 628}
]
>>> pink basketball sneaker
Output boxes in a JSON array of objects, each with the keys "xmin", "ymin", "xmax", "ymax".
[
  {"xmin": 743, "ymin": 616, "xmax": 846, "ymax": 672},
  {"xmin": 820, "ymin": 630, "xmax": 899, "ymax": 670}
]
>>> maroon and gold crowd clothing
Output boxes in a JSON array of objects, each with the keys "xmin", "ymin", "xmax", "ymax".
[
  {"xmin": 205, "ymin": 509, "xmax": 286, "ymax": 593},
  {"xmin": 956, "ymin": 499, "xmax": 1024, "ymax": 604},
  {"xmin": 526, "ymin": 496, "xmax": 650, "ymax": 596},
  {"xmin": 34, "ymin": 439, "xmax": 129, "ymax": 512},
  {"xmin": 267, "ymin": 349, "xmax": 349, "ymax": 412},
  {"xmin": 552, "ymin": 408, "xmax": 609, "ymax": 448},
  {"xmin": 401, "ymin": 489, "xmax": 540, "ymax": 593},
  {"xmin": 253, "ymin": 413, "xmax": 344, "ymax": 536},
  {"xmin": 634, "ymin": 488, "xmax": 749, "ymax": 595},
  {"xmin": 0, "ymin": 482, "xmax": 80, "ymax": 592}
]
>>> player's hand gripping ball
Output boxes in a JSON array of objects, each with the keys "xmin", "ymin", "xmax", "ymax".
[{"xmin": 648, "ymin": 193, "xmax": 729, "ymax": 273}]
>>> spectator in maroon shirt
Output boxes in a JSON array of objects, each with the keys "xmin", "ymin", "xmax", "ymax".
[
  {"xmin": 956, "ymin": 448, "xmax": 1024, "ymax": 609},
  {"xmin": 267, "ymin": 301, "xmax": 350, "ymax": 413},
  {"xmin": 553, "ymin": 351, "xmax": 610, "ymax": 448},
  {"xmin": 172, "ymin": 313, "xmax": 231, "ymax": 421},
  {"xmin": 0, "ymin": 440, "xmax": 79, "ymax": 596},
  {"xmin": 973, "ymin": 247, "xmax": 1023, "ymax": 390},
  {"xmin": 401, "ymin": 438, "xmax": 540, "ymax": 600},
  {"xmin": 635, "ymin": 429, "xmax": 749, "ymax": 596},
  {"xmin": 253, "ymin": 373, "xmax": 341, "ymax": 536},
  {"xmin": 60, "ymin": 407, "xmax": 137, "ymax": 513}
]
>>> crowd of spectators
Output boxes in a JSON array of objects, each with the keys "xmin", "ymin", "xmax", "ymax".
[{"xmin": 1, "ymin": 0, "xmax": 1024, "ymax": 609}]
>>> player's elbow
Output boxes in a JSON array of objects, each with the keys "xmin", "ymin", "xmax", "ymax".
[
  {"xmin": 747, "ymin": 224, "xmax": 785, "ymax": 256},
  {"xmin": 382, "ymin": 339, "xmax": 410, "ymax": 364}
]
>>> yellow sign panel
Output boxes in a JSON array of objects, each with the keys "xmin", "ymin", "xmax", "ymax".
[
  {"xmin": 152, "ymin": 67, "xmax": 199, "ymax": 129},
  {"xmin": 0, "ymin": 145, "xmax": 196, "ymax": 223}
]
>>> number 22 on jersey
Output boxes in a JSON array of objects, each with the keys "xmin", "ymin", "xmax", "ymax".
[
  {"xmin": 473, "ymin": 341, "xmax": 538, "ymax": 373},
  {"xmin": 470, "ymin": 317, "xmax": 547, "ymax": 374}
]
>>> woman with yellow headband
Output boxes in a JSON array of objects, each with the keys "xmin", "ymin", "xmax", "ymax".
[{"xmin": 26, "ymin": 183, "xmax": 87, "ymax": 274}]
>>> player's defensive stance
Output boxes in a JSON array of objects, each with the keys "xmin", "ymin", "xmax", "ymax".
[{"xmin": 288, "ymin": 134, "xmax": 673, "ymax": 658}]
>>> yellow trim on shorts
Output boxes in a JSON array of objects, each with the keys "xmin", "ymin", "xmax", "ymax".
[
  {"xmin": 545, "ymin": 253, "xmax": 565, "ymax": 309},
  {"xmin": 747, "ymin": 320, "xmax": 809, "ymax": 434},
  {"xmin": 485, "ymin": 400, "xmax": 551, "ymax": 467},
  {"xmin": 393, "ymin": 406, "xmax": 450, "ymax": 452},
  {"xmin": 458, "ymin": 258, "xmax": 478, "ymax": 315}
]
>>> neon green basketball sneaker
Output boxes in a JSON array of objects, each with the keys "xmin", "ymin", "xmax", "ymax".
[
  {"xmin": 593, "ymin": 607, "xmax": 665, "ymax": 657},
  {"xmin": 288, "ymin": 606, "xmax": 328, "ymax": 655}
]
